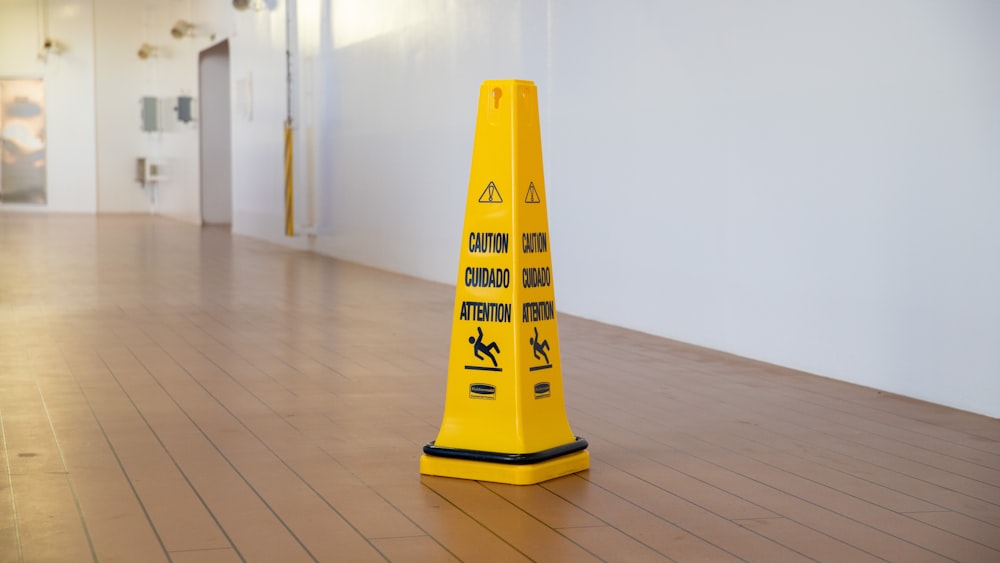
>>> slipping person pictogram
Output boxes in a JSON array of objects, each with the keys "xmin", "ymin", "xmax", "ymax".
[
  {"xmin": 469, "ymin": 326, "xmax": 501, "ymax": 367},
  {"xmin": 529, "ymin": 326, "xmax": 550, "ymax": 365}
]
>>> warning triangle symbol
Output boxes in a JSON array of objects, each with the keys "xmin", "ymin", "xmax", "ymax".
[
  {"xmin": 478, "ymin": 181, "xmax": 503, "ymax": 203},
  {"xmin": 525, "ymin": 182, "xmax": 541, "ymax": 204}
]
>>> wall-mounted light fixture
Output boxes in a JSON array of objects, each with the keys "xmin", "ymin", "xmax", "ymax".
[
  {"xmin": 170, "ymin": 20, "xmax": 195, "ymax": 39},
  {"xmin": 233, "ymin": 0, "xmax": 275, "ymax": 11},
  {"xmin": 137, "ymin": 43, "xmax": 159, "ymax": 60},
  {"xmin": 37, "ymin": 37, "xmax": 65, "ymax": 61},
  {"xmin": 42, "ymin": 37, "xmax": 64, "ymax": 54}
]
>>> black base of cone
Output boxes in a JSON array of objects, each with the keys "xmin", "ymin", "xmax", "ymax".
[{"xmin": 423, "ymin": 437, "xmax": 588, "ymax": 466}]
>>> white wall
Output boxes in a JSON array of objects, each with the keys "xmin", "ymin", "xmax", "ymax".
[
  {"xmin": 285, "ymin": 0, "xmax": 999, "ymax": 417},
  {"xmin": 142, "ymin": 1, "xmax": 199, "ymax": 223},
  {"xmin": 94, "ymin": 0, "xmax": 156, "ymax": 213},
  {"xmin": 545, "ymin": 1, "xmax": 1000, "ymax": 418},
  {"xmin": 94, "ymin": 0, "xmax": 205, "ymax": 217},
  {"xmin": 92, "ymin": 0, "xmax": 249, "ymax": 224}
]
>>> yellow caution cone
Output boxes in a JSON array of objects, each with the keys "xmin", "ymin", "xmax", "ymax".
[{"xmin": 420, "ymin": 80, "xmax": 589, "ymax": 485}]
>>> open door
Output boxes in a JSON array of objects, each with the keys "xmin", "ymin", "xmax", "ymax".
[{"xmin": 198, "ymin": 40, "xmax": 232, "ymax": 225}]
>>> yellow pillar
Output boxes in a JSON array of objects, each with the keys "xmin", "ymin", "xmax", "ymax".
[{"xmin": 284, "ymin": 123, "xmax": 294, "ymax": 237}]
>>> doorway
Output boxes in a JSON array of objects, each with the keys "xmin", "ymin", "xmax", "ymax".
[
  {"xmin": 0, "ymin": 79, "xmax": 46, "ymax": 205},
  {"xmin": 198, "ymin": 41, "xmax": 232, "ymax": 225}
]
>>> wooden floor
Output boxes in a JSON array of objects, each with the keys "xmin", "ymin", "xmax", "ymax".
[{"xmin": 1, "ymin": 214, "xmax": 998, "ymax": 563}]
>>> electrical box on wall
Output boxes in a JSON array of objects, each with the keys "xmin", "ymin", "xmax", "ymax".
[
  {"xmin": 176, "ymin": 95, "xmax": 196, "ymax": 123},
  {"xmin": 140, "ymin": 95, "xmax": 198, "ymax": 132},
  {"xmin": 136, "ymin": 158, "xmax": 166, "ymax": 183},
  {"xmin": 140, "ymin": 96, "xmax": 159, "ymax": 132}
]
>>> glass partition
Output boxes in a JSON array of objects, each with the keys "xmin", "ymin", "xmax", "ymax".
[{"xmin": 0, "ymin": 79, "xmax": 46, "ymax": 205}]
